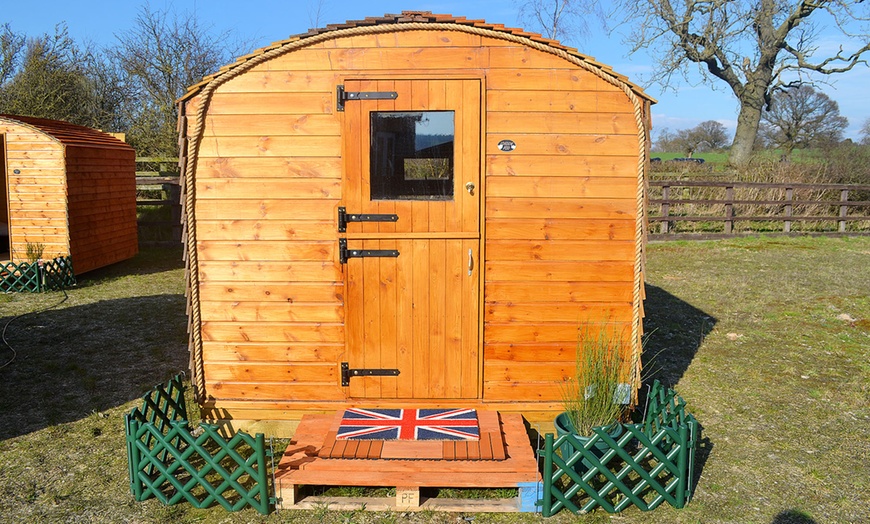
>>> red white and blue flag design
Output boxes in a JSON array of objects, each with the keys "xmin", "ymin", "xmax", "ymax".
[{"xmin": 336, "ymin": 408, "xmax": 479, "ymax": 441}]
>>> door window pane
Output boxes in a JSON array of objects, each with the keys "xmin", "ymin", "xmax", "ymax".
[{"xmin": 370, "ymin": 111, "xmax": 454, "ymax": 200}]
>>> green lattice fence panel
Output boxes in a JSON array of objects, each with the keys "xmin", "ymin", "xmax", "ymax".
[
  {"xmin": 126, "ymin": 374, "xmax": 188, "ymax": 478},
  {"xmin": 40, "ymin": 257, "xmax": 76, "ymax": 290},
  {"xmin": 1, "ymin": 261, "xmax": 40, "ymax": 292},
  {"xmin": 125, "ymin": 374, "xmax": 272, "ymax": 515},
  {"xmin": 538, "ymin": 381, "xmax": 698, "ymax": 517},
  {"xmin": 0, "ymin": 257, "xmax": 75, "ymax": 292}
]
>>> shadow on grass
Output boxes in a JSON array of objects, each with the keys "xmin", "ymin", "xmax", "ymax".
[
  {"xmin": 641, "ymin": 283, "xmax": 716, "ymax": 388},
  {"xmin": 0, "ymin": 293, "xmax": 188, "ymax": 440},
  {"xmin": 771, "ymin": 509, "xmax": 819, "ymax": 524},
  {"xmin": 72, "ymin": 246, "xmax": 184, "ymax": 288},
  {"xmin": 640, "ymin": 283, "xmax": 717, "ymax": 500}
]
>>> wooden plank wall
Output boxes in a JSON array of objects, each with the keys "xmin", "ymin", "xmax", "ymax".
[
  {"xmin": 189, "ymin": 30, "xmax": 641, "ymax": 419},
  {"xmin": 0, "ymin": 124, "xmax": 70, "ymax": 262},
  {"xmin": 480, "ymin": 37, "xmax": 639, "ymax": 402},
  {"xmin": 66, "ymin": 145, "xmax": 139, "ymax": 274}
]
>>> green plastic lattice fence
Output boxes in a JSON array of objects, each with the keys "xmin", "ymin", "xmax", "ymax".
[
  {"xmin": 0, "ymin": 257, "xmax": 75, "ymax": 293},
  {"xmin": 125, "ymin": 374, "xmax": 273, "ymax": 515},
  {"xmin": 538, "ymin": 380, "xmax": 698, "ymax": 516}
]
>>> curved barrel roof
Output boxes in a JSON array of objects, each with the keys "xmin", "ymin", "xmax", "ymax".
[
  {"xmin": 0, "ymin": 114, "xmax": 132, "ymax": 150},
  {"xmin": 180, "ymin": 10, "xmax": 654, "ymax": 104}
]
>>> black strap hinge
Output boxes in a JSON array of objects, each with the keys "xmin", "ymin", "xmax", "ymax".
[
  {"xmin": 337, "ymin": 206, "xmax": 399, "ymax": 232},
  {"xmin": 341, "ymin": 362, "xmax": 400, "ymax": 386},
  {"xmin": 339, "ymin": 239, "xmax": 399, "ymax": 264},
  {"xmin": 336, "ymin": 85, "xmax": 398, "ymax": 111}
]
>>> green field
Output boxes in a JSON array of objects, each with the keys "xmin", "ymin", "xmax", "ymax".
[
  {"xmin": 650, "ymin": 151, "xmax": 729, "ymax": 163},
  {"xmin": 1, "ymin": 238, "xmax": 868, "ymax": 523}
]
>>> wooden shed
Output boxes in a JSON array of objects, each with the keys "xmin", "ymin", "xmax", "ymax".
[
  {"xmin": 0, "ymin": 115, "xmax": 138, "ymax": 274},
  {"xmin": 178, "ymin": 11, "xmax": 653, "ymax": 433}
]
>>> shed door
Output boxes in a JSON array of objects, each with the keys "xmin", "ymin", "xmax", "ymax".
[{"xmin": 340, "ymin": 79, "xmax": 481, "ymax": 399}]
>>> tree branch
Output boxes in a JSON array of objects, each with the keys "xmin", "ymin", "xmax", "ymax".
[{"xmin": 782, "ymin": 41, "xmax": 870, "ymax": 74}]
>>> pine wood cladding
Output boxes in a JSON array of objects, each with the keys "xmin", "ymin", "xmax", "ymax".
[
  {"xmin": 0, "ymin": 116, "xmax": 137, "ymax": 273},
  {"xmin": 180, "ymin": 14, "xmax": 650, "ymax": 423}
]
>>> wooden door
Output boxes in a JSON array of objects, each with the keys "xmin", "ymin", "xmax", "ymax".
[{"xmin": 341, "ymin": 79, "xmax": 481, "ymax": 400}]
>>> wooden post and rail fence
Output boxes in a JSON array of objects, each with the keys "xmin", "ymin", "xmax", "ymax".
[
  {"xmin": 136, "ymin": 157, "xmax": 182, "ymax": 246},
  {"xmin": 648, "ymin": 180, "xmax": 870, "ymax": 239},
  {"xmin": 135, "ymin": 158, "xmax": 870, "ymax": 244}
]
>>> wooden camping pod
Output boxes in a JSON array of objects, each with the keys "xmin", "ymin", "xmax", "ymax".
[
  {"xmin": 0, "ymin": 115, "xmax": 138, "ymax": 274},
  {"xmin": 178, "ymin": 12, "xmax": 653, "ymax": 433}
]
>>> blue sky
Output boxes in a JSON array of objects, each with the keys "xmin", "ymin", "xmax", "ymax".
[{"xmin": 4, "ymin": 0, "xmax": 869, "ymax": 140}]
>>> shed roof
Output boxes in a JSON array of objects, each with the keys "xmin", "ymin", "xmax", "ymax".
[
  {"xmin": 0, "ymin": 115, "xmax": 133, "ymax": 150},
  {"xmin": 180, "ymin": 11, "xmax": 655, "ymax": 103}
]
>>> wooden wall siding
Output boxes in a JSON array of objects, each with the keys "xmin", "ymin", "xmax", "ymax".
[
  {"xmin": 190, "ymin": 30, "xmax": 642, "ymax": 408},
  {"xmin": 194, "ymin": 45, "xmax": 345, "ymax": 402},
  {"xmin": 479, "ymin": 35, "xmax": 638, "ymax": 402},
  {"xmin": 0, "ymin": 124, "xmax": 69, "ymax": 261},
  {"xmin": 66, "ymin": 145, "xmax": 138, "ymax": 274}
]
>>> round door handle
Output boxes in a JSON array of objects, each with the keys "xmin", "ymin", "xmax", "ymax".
[{"xmin": 465, "ymin": 182, "xmax": 476, "ymax": 194}]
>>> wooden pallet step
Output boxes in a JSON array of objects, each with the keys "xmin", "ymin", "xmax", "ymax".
[
  {"xmin": 275, "ymin": 410, "xmax": 541, "ymax": 511},
  {"xmin": 279, "ymin": 493, "xmax": 525, "ymax": 513}
]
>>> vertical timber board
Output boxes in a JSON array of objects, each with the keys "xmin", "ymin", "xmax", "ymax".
[
  {"xmin": 341, "ymin": 77, "xmax": 481, "ymax": 400},
  {"xmin": 379, "ymin": 239, "xmax": 399, "ymax": 398},
  {"xmin": 411, "ymin": 239, "xmax": 431, "ymax": 399}
]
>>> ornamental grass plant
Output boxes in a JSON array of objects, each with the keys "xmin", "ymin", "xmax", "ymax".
[{"xmin": 562, "ymin": 325, "xmax": 631, "ymax": 435}]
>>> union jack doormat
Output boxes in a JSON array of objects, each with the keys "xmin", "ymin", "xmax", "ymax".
[{"xmin": 336, "ymin": 408, "xmax": 480, "ymax": 441}]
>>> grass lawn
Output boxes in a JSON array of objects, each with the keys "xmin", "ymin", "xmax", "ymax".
[{"xmin": 1, "ymin": 238, "xmax": 868, "ymax": 523}]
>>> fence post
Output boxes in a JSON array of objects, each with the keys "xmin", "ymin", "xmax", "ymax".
[
  {"xmin": 541, "ymin": 433, "xmax": 554, "ymax": 517},
  {"xmin": 125, "ymin": 415, "xmax": 144, "ymax": 500},
  {"xmin": 675, "ymin": 422, "xmax": 689, "ymax": 509},
  {"xmin": 255, "ymin": 433, "xmax": 271, "ymax": 515},
  {"xmin": 839, "ymin": 189, "xmax": 849, "ymax": 233},
  {"xmin": 168, "ymin": 182, "xmax": 182, "ymax": 243},
  {"xmin": 35, "ymin": 262, "xmax": 43, "ymax": 292},
  {"xmin": 784, "ymin": 187, "xmax": 793, "ymax": 233},
  {"xmin": 661, "ymin": 184, "xmax": 670, "ymax": 234},
  {"xmin": 724, "ymin": 186, "xmax": 734, "ymax": 235}
]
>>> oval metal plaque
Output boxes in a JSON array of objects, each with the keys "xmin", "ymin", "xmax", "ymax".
[{"xmin": 497, "ymin": 139, "xmax": 516, "ymax": 152}]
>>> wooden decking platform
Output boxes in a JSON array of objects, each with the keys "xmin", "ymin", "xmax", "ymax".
[{"xmin": 275, "ymin": 411, "xmax": 541, "ymax": 511}]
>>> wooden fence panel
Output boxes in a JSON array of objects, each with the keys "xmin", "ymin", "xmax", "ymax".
[
  {"xmin": 136, "ymin": 157, "xmax": 181, "ymax": 246},
  {"xmin": 648, "ymin": 180, "xmax": 870, "ymax": 239}
]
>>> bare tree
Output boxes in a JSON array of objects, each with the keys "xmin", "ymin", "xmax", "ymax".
[
  {"xmin": 81, "ymin": 49, "xmax": 135, "ymax": 133},
  {"xmin": 861, "ymin": 118, "xmax": 870, "ymax": 146},
  {"xmin": 656, "ymin": 121, "xmax": 730, "ymax": 155},
  {"xmin": 693, "ymin": 120, "xmax": 730, "ymax": 151},
  {"xmin": 307, "ymin": 0, "xmax": 331, "ymax": 29},
  {"xmin": 759, "ymin": 86, "xmax": 848, "ymax": 157},
  {"xmin": 516, "ymin": 1, "xmax": 870, "ymax": 167},
  {"xmin": 671, "ymin": 128, "xmax": 702, "ymax": 156},
  {"xmin": 0, "ymin": 24, "xmax": 25, "ymax": 86},
  {"xmin": 113, "ymin": 5, "xmax": 237, "ymax": 156},
  {"xmin": 618, "ymin": 0, "xmax": 870, "ymax": 168},
  {"xmin": 653, "ymin": 127, "xmax": 677, "ymax": 152},
  {"xmin": 516, "ymin": 0, "xmax": 600, "ymax": 42}
]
